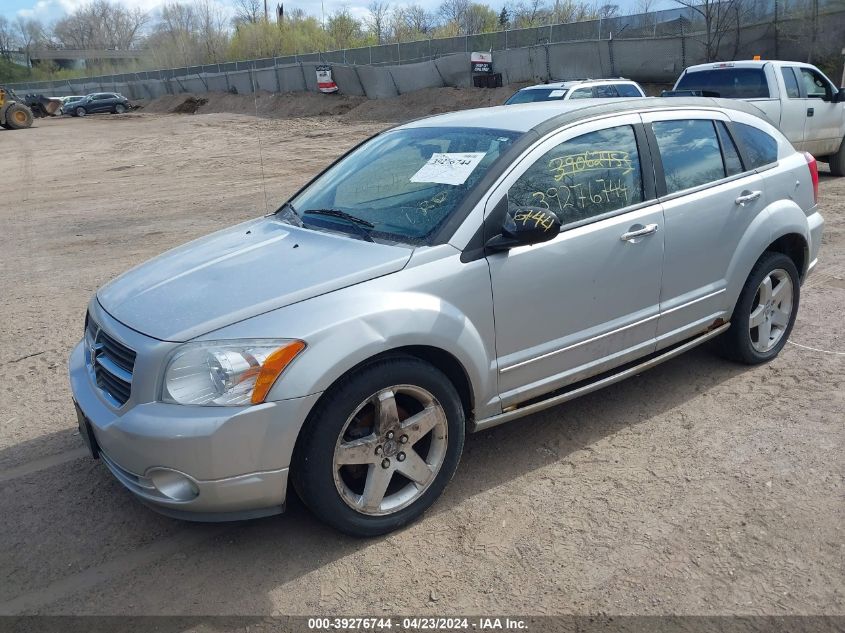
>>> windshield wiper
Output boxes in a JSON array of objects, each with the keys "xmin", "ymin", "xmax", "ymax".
[
  {"xmin": 302, "ymin": 209, "xmax": 375, "ymax": 228},
  {"xmin": 302, "ymin": 209, "xmax": 376, "ymax": 242}
]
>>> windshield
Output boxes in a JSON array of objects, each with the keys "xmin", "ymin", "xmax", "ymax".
[
  {"xmin": 286, "ymin": 126, "xmax": 521, "ymax": 244},
  {"xmin": 505, "ymin": 88, "xmax": 568, "ymax": 104}
]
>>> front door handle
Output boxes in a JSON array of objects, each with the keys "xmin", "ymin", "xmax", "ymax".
[
  {"xmin": 620, "ymin": 223, "xmax": 659, "ymax": 241},
  {"xmin": 807, "ymin": 107, "xmax": 814, "ymax": 117},
  {"xmin": 735, "ymin": 190, "xmax": 762, "ymax": 206}
]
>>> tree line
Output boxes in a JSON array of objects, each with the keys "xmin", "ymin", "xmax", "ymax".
[{"xmin": 0, "ymin": 0, "xmax": 625, "ymax": 81}]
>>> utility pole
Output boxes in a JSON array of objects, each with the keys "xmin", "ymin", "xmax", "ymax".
[{"xmin": 264, "ymin": 0, "xmax": 269, "ymax": 22}]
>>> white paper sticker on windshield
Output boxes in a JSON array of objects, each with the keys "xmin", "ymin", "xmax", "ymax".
[
  {"xmin": 410, "ymin": 152, "xmax": 487, "ymax": 186},
  {"xmin": 549, "ymin": 89, "xmax": 566, "ymax": 98}
]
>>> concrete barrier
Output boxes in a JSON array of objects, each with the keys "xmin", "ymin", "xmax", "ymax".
[
  {"xmin": 548, "ymin": 40, "xmax": 608, "ymax": 80},
  {"xmin": 331, "ymin": 65, "xmax": 366, "ymax": 96},
  {"xmin": 433, "ymin": 53, "xmax": 471, "ymax": 88},
  {"xmin": 356, "ymin": 65, "xmax": 399, "ymax": 98},
  {"xmin": 227, "ymin": 69, "xmax": 254, "ymax": 94},
  {"xmin": 253, "ymin": 67, "xmax": 278, "ymax": 92},
  {"xmin": 276, "ymin": 64, "xmax": 307, "ymax": 93},
  {"xmin": 389, "ymin": 60, "xmax": 444, "ymax": 94},
  {"xmin": 494, "ymin": 48, "xmax": 535, "ymax": 84},
  {"xmin": 612, "ymin": 38, "xmax": 682, "ymax": 82}
]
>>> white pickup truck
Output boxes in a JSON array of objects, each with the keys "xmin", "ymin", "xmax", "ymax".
[{"xmin": 673, "ymin": 60, "xmax": 845, "ymax": 175}]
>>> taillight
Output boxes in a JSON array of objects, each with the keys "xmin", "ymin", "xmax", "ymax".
[{"xmin": 803, "ymin": 151, "xmax": 819, "ymax": 204}]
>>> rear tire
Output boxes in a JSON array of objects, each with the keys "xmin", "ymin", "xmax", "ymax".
[
  {"xmin": 4, "ymin": 104, "xmax": 34, "ymax": 129},
  {"xmin": 292, "ymin": 356, "xmax": 465, "ymax": 537},
  {"xmin": 718, "ymin": 252, "xmax": 800, "ymax": 365},
  {"xmin": 829, "ymin": 139, "xmax": 845, "ymax": 176}
]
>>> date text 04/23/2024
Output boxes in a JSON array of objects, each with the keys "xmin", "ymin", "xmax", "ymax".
[{"xmin": 307, "ymin": 617, "xmax": 528, "ymax": 631}]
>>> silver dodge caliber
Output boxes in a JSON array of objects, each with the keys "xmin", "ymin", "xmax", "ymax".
[{"xmin": 70, "ymin": 98, "xmax": 824, "ymax": 536}]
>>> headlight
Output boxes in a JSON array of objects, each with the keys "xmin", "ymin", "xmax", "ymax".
[{"xmin": 162, "ymin": 339, "xmax": 305, "ymax": 406}]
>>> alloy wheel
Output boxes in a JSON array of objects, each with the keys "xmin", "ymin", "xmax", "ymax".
[
  {"xmin": 333, "ymin": 385, "xmax": 448, "ymax": 516},
  {"xmin": 749, "ymin": 268, "xmax": 793, "ymax": 353}
]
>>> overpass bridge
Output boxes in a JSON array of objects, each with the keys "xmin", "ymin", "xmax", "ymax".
[{"xmin": 18, "ymin": 48, "xmax": 151, "ymax": 62}]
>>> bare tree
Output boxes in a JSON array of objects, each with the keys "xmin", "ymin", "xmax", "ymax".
[
  {"xmin": 674, "ymin": 0, "xmax": 746, "ymax": 61},
  {"xmin": 0, "ymin": 16, "xmax": 16, "ymax": 60},
  {"xmin": 195, "ymin": 0, "xmax": 229, "ymax": 61},
  {"xmin": 510, "ymin": 0, "xmax": 548, "ymax": 29},
  {"xmin": 233, "ymin": 0, "xmax": 263, "ymax": 25},
  {"xmin": 438, "ymin": 0, "xmax": 469, "ymax": 30},
  {"xmin": 597, "ymin": 3, "xmax": 619, "ymax": 18},
  {"xmin": 15, "ymin": 17, "xmax": 44, "ymax": 64},
  {"xmin": 327, "ymin": 7, "xmax": 362, "ymax": 48},
  {"xmin": 52, "ymin": 2, "xmax": 147, "ymax": 50},
  {"xmin": 366, "ymin": 1, "xmax": 391, "ymax": 44}
]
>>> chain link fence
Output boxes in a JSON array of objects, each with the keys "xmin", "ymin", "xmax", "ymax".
[{"xmin": 8, "ymin": 0, "xmax": 842, "ymax": 92}]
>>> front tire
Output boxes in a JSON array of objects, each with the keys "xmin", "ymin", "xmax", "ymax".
[
  {"xmin": 114, "ymin": 104, "xmax": 126, "ymax": 114},
  {"xmin": 5, "ymin": 104, "xmax": 34, "ymax": 129},
  {"xmin": 292, "ymin": 356, "xmax": 465, "ymax": 537},
  {"xmin": 719, "ymin": 252, "xmax": 800, "ymax": 364},
  {"xmin": 75, "ymin": 106, "xmax": 87, "ymax": 117}
]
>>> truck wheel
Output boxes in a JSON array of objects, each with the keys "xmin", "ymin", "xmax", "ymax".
[
  {"xmin": 829, "ymin": 139, "xmax": 845, "ymax": 176},
  {"xmin": 292, "ymin": 356, "xmax": 465, "ymax": 537},
  {"xmin": 4, "ymin": 104, "xmax": 34, "ymax": 129},
  {"xmin": 718, "ymin": 252, "xmax": 800, "ymax": 365}
]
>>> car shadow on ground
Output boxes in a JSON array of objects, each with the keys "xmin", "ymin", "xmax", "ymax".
[{"xmin": 0, "ymin": 344, "xmax": 750, "ymax": 617}]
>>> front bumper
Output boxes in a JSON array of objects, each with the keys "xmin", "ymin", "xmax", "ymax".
[{"xmin": 69, "ymin": 339, "xmax": 321, "ymax": 521}]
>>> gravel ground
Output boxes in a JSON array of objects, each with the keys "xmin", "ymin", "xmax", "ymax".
[{"xmin": 0, "ymin": 112, "xmax": 842, "ymax": 618}]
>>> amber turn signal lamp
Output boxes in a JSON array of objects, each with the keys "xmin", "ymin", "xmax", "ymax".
[{"xmin": 251, "ymin": 340, "xmax": 306, "ymax": 404}]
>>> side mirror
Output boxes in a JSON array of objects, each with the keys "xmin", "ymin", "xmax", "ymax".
[
  {"xmin": 833, "ymin": 87, "xmax": 845, "ymax": 103},
  {"xmin": 486, "ymin": 206, "xmax": 561, "ymax": 252}
]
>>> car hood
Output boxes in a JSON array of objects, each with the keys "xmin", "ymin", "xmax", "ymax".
[{"xmin": 97, "ymin": 217, "xmax": 412, "ymax": 342}]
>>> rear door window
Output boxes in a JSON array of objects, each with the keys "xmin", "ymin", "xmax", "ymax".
[
  {"xmin": 569, "ymin": 87, "xmax": 593, "ymax": 100},
  {"xmin": 652, "ymin": 119, "xmax": 725, "ymax": 193},
  {"xmin": 676, "ymin": 68, "xmax": 770, "ymax": 98},
  {"xmin": 615, "ymin": 84, "xmax": 643, "ymax": 97},
  {"xmin": 732, "ymin": 123, "xmax": 778, "ymax": 168},
  {"xmin": 594, "ymin": 85, "xmax": 618, "ymax": 98},
  {"xmin": 781, "ymin": 67, "xmax": 801, "ymax": 98}
]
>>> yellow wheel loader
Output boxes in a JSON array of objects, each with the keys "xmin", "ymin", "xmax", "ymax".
[{"xmin": 0, "ymin": 87, "xmax": 36, "ymax": 130}]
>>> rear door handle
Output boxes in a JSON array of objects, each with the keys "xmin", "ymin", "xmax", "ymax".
[
  {"xmin": 735, "ymin": 190, "xmax": 762, "ymax": 205},
  {"xmin": 620, "ymin": 223, "xmax": 658, "ymax": 241},
  {"xmin": 807, "ymin": 107, "xmax": 814, "ymax": 117}
]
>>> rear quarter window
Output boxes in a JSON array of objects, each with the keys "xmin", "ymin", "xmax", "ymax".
[
  {"xmin": 676, "ymin": 68, "xmax": 770, "ymax": 98},
  {"xmin": 615, "ymin": 84, "xmax": 643, "ymax": 97},
  {"xmin": 732, "ymin": 123, "xmax": 779, "ymax": 168}
]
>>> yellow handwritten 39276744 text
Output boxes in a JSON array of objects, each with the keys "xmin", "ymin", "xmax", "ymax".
[{"xmin": 548, "ymin": 150, "xmax": 634, "ymax": 181}]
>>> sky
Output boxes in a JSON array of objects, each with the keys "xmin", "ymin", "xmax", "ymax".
[{"xmin": 3, "ymin": 0, "xmax": 673, "ymax": 27}]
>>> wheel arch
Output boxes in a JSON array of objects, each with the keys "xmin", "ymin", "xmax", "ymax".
[
  {"xmin": 287, "ymin": 344, "xmax": 475, "ymax": 489},
  {"xmin": 723, "ymin": 200, "xmax": 810, "ymax": 319},
  {"xmin": 765, "ymin": 232, "xmax": 808, "ymax": 281}
]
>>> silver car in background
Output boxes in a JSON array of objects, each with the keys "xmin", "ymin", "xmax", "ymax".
[{"xmin": 69, "ymin": 98, "xmax": 824, "ymax": 536}]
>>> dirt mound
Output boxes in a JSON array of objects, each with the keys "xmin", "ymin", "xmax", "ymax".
[
  {"xmin": 131, "ymin": 80, "xmax": 671, "ymax": 124},
  {"xmin": 171, "ymin": 96, "xmax": 209, "ymax": 114},
  {"xmin": 341, "ymin": 85, "xmax": 525, "ymax": 122},
  {"xmin": 138, "ymin": 85, "xmax": 523, "ymax": 124}
]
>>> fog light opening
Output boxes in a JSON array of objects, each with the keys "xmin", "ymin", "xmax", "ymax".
[{"xmin": 147, "ymin": 468, "xmax": 199, "ymax": 501}]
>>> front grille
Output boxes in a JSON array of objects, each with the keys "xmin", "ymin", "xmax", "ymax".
[{"xmin": 86, "ymin": 315, "xmax": 136, "ymax": 407}]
